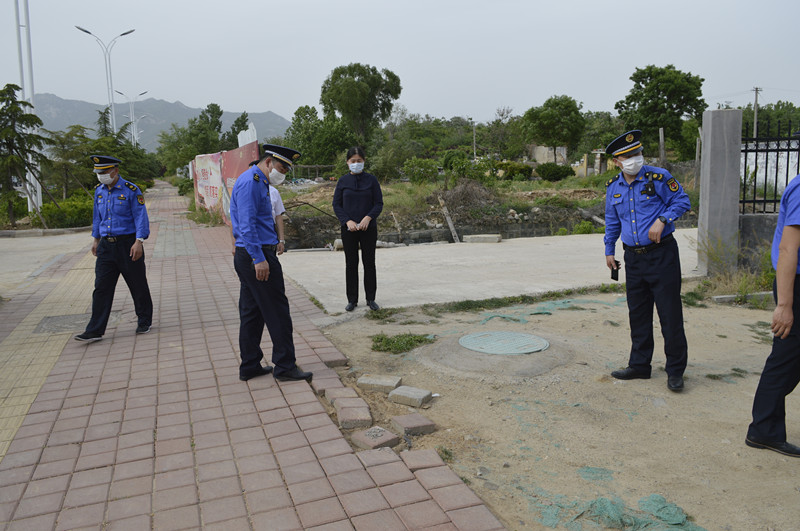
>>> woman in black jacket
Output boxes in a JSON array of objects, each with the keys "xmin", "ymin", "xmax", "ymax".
[{"xmin": 332, "ymin": 147, "xmax": 384, "ymax": 311}]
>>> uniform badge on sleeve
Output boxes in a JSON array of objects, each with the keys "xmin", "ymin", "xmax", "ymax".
[
  {"xmin": 137, "ymin": 195, "xmax": 145, "ymax": 205},
  {"xmin": 667, "ymin": 178, "xmax": 679, "ymax": 192}
]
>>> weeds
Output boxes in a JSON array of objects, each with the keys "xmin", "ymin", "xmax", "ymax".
[
  {"xmin": 436, "ymin": 446, "xmax": 454, "ymax": 462},
  {"xmin": 371, "ymin": 333, "xmax": 435, "ymax": 354}
]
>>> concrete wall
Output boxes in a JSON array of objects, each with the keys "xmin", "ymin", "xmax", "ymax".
[{"xmin": 698, "ymin": 109, "xmax": 742, "ymax": 275}]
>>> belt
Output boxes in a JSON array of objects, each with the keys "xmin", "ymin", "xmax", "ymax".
[
  {"xmin": 623, "ymin": 233, "xmax": 674, "ymax": 255},
  {"xmin": 102, "ymin": 233, "xmax": 135, "ymax": 243},
  {"xmin": 262, "ymin": 244, "xmax": 277, "ymax": 252}
]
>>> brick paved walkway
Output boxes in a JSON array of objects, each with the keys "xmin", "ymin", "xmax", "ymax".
[{"xmin": 0, "ymin": 181, "xmax": 504, "ymax": 530}]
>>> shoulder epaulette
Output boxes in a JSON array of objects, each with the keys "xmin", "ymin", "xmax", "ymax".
[
  {"xmin": 606, "ymin": 175, "xmax": 620, "ymax": 187},
  {"xmin": 94, "ymin": 182, "xmax": 102, "ymax": 189},
  {"xmin": 124, "ymin": 181, "xmax": 140, "ymax": 193},
  {"xmin": 253, "ymin": 174, "xmax": 260, "ymax": 182}
]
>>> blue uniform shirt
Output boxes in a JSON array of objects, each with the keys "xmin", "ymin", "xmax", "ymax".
[
  {"xmin": 92, "ymin": 176, "xmax": 149, "ymax": 239},
  {"xmin": 230, "ymin": 166, "xmax": 277, "ymax": 264},
  {"xmin": 771, "ymin": 174, "xmax": 800, "ymax": 273},
  {"xmin": 604, "ymin": 164, "xmax": 691, "ymax": 256}
]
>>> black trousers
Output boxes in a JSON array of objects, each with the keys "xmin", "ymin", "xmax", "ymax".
[
  {"xmin": 341, "ymin": 224, "xmax": 378, "ymax": 303},
  {"xmin": 623, "ymin": 237, "xmax": 688, "ymax": 377},
  {"xmin": 748, "ymin": 278, "xmax": 800, "ymax": 442},
  {"xmin": 85, "ymin": 237, "xmax": 152, "ymax": 335},
  {"xmin": 233, "ymin": 246, "xmax": 296, "ymax": 377}
]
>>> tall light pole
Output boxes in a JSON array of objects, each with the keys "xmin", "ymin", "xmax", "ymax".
[
  {"xmin": 14, "ymin": 0, "xmax": 41, "ymax": 214},
  {"xmin": 75, "ymin": 26, "xmax": 135, "ymax": 133},
  {"xmin": 116, "ymin": 90, "xmax": 147, "ymax": 146}
]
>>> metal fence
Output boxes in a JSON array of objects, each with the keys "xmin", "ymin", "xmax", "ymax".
[{"xmin": 741, "ymin": 121, "xmax": 800, "ymax": 213}]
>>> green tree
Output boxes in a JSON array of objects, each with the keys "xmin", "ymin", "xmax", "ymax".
[
  {"xmin": 572, "ymin": 111, "xmax": 623, "ymax": 162},
  {"xmin": 219, "ymin": 111, "xmax": 249, "ymax": 151},
  {"xmin": 284, "ymin": 106, "xmax": 356, "ymax": 165},
  {"xmin": 523, "ymin": 95, "xmax": 585, "ymax": 162},
  {"xmin": 0, "ymin": 83, "xmax": 47, "ymax": 227},
  {"xmin": 320, "ymin": 63, "xmax": 402, "ymax": 142},
  {"xmin": 615, "ymin": 64, "xmax": 706, "ymax": 152},
  {"xmin": 43, "ymin": 125, "xmax": 93, "ymax": 199},
  {"xmin": 741, "ymin": 100, "xmax": 800, "ymax": 137},
  {"xmin": 156, "ymin": 102, "xmax": 226, "ymax": 175}
]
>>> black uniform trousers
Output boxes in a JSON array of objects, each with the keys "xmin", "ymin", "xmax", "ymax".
[
  {"xmin": 748, "ymin": 278, "xmax": 800, "ymax": 443},
  {"xmin": 623, "ymin": 236, "xmax": 688, "ymax": 377},
  {"xmin": 233, "ymin": 246, "xmax": 297, "ymax": 378},
  {"xmin": 341, "ymin": 223, "xmax": 378, "ymax": 304},
  {"xmin": 85, "ymin": 236, "xmax": 152, "ymax": 335}
]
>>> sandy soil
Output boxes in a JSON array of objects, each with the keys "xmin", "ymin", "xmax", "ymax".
[{"xmin": 319, "ymin": 285, "xmax": 799, "ymax": 530}]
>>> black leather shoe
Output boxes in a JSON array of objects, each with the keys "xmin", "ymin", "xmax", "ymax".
[
  {"xmin": 367, "ymin": 301, "xmax": 380, "ymax": 311},
  {"xmin": 667, "ymin": 375, "xmax": 684, "ymax": 391},
  {"xmin": 611, "ymin": 367, "xmax": 650, "ymax": 380},
  {"xmin": 239, "ymin": 365, "xmax": 273, "ymax": 381},
  {"xmin": 274, "ymin": 367, "xmax": 313, "ymax": 382},
  {"xmin": 745, "ymin": 437, "xmax": 800, "ymax": 457},
  {"xmin": 136, "ymin": 324, "xmax": 151, "ymax": 334},
  {"xmin": 345, "ymin": 302, "xmax": 357, "ymax": 312},
  {"xmin": 74, "ymin": 332, "xmax": 102, "ymax": 343}
]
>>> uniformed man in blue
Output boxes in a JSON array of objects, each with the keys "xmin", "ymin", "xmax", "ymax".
[
  {"xmin": 745, "ymin": 173, "xmax": 800, "ymax": 457},
  {"xmin": 75, "ymin": 155, "xmax": 152, "ymax": 342},
  {"xmin": 604, "ymin": 130, "xmax": 691, "ymax": 391},
  {"xmin": 230, "ymin": 144, "xmax": 312, "ymax": 382}
]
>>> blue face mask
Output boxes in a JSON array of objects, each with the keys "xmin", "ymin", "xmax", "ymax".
[{"xmin": 349, "ymin": 162, "xmax": 364, "ymax": 174}]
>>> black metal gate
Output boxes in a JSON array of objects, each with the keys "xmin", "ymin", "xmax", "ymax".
[{"xmin": 741, "ymin": 121, "xmax": 800, "ymax": 213}]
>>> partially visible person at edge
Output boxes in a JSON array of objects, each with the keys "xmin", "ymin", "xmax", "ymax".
[
  {"xmin": 230, "ymin": 160, "xmax": 287, "ymax": 256},
  {"xmin": 603, "ymin": 130, "xmax": 691, "ymax": 392},
  {"xmin": 229, "ymin": 144, "xmax": 312, "ymax": 382},
  {"xmin": 74, "ymin": 155, "xmax": 153, "ymax": 342},
  {"xmin": 332, "ymin": 146, "xmax": 384, "ymax": 312},
  {"xmin": 745, "ymin": 173, "xmax": 800, "ymax": 458}
]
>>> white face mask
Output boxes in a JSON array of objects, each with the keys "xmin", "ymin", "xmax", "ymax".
[
  {"xmin": 97, "ymin": 173, "xmax": 114, "ymax": 186},
  {"xmin": 349, "ymin": 162, "xmax": 364, "ymax": 174},
  {"xmin": 620, "ymin": 154, "xmax": 644, "ymax": 176},
  {"xmin": 269, "ymin": 168, "xmax": 286, "ymax": 186}
]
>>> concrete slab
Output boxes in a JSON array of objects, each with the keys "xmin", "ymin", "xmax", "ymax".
[
  {"xmin": 388, "ymin": 386, "xmax": 433, "ymax": 407},
  {"xmin": 280, "ymin": 229, "xmax": 700, "ymax": 313},
  {"xmin": 357, "ymin": 374, "xmax": 402, "ymax": 393}
]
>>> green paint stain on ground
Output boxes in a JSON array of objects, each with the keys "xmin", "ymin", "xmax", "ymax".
[{"xmin": 578, "ymin": 466, "xmax": 614, "ymax": 482}]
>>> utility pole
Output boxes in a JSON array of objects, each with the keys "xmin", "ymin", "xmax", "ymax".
[{"xmin": 753, "ymin": 87, "xmax": 762, "ymax": 138}]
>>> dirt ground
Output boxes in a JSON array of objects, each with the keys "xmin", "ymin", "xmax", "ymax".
[{"xmin": 319, "ymin": 283, "xmax": 799, "ymax": 530}]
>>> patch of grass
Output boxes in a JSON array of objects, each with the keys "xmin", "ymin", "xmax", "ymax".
[
  {"xmin": 365, "ymin": 307, "xmax": 400, "ymax": 321},
  {"xmin": 745, "ymin": 321, "xmax": 772, "ymax": 344},
  {"xmin": 598, "ymin": 283, "xmax": 625, "ymax": 293},
  {"xmin": 436, "ymin": 446, "xmax": 454, "ymax": 463},
  {"xmin": 309, "ymin": 296, "xmax": 326, "ymax": 313},
  {"xmin": 187, "ymin": 198, "xmax": 225, "ymax": 226},
  {"xmin": 371, "ymin": 333, "xmax": 435, "ymax": 354},
  {"xmin": 706, "ymin": 369, "xmax": 747, "ymax": 381}
]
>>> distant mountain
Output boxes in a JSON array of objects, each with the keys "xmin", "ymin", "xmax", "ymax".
[{"xmin": 31, "ymin": 93, "xmax": 290, "ymax": 152}]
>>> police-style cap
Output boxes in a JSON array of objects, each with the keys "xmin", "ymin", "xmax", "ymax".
[
  {"xmin": 261, "ymin": 144, "xmax": 301, "ymax": 168},
  {"xmin": 90, "ymin": 155, "xmax": 121, "ymax": 173},
  {"xmin": 605, "ymin": 130, "xmax": 643, "ymax": 157}
]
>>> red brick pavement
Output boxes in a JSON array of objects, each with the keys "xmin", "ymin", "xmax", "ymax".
[{"xmin": 0, "ymin": 181, "xmax": 504, "ymax": 530}]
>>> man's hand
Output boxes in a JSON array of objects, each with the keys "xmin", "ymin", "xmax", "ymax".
[
  {"xmin": 91, "ymin": 238, "xmax": 100, "ymax": 257},
  {"xmin": 772, "ymin": 303, "xmax": 794, "ymax": 339},
  {"xmin": 130, "ymin": 240, "xmax": 143, "ymax": 261},
  {"xmin": 277, "ymin": 242, "xmax": 285, "ymax": 255},
  {"xmin": 357, "ymin": 216, "xmax": 372, "ymax": 231},
  {"xmin": 606, "ymin": 255, "xmax": 618, "ymax": 270},
  {"xmin": 346, "ymin": 220, "xmax": 358, "ymax": 232},
  {"xmin": 648, "ymin": 219, "xmax": 665, "ymax": 243},
  {"xmin": 255, "ymin": 260, "xmax": 270, "ymax": 281}
]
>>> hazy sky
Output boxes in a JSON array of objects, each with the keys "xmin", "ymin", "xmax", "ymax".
[{"xmin": 4, "ymin": 0, "xmax": 800, "ymax": 125}]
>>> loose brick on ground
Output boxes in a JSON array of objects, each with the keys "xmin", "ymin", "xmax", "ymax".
[
  {"xmin": 336, "ymin": 407, "xmax": 372, "ymax": 429},
  {"xmin": 356, "ymin": 374, "xmax": 402, "ymax": 393},
  {"xmin": 351, "ymin": 427, "xmax": 400, "ymax": 450},
  {"xmin": 391, "ymin": 413, "xmax": 436, "ymax": 437},
  {"xmin": 387, "ymin": 386, "xmax": 432, "ymax": 407}
]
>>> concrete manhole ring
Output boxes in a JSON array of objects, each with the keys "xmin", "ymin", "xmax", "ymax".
[{"xmin": 458, "ymin": 331, "xmax": 549, "ymax": 355}]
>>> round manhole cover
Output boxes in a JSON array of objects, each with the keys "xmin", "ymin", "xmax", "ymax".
[{"xmin": 458, "ymin": 331, "xmax": 549, "ymax": 355}]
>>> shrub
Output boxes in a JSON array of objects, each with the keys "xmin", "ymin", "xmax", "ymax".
[
  {"xmin": 402, "ymin": 157, "xmax": 439, "ymax": 185},
  {"xmin": 442, "ymin": 149, "xmax": 469, "ymax": 170},
  {"xmin": 33, "ymin": 195, "xmax": 93, "ymax": 228},
  {"xmin": 572, "ymin": 220, "xmax": 595, "ymax": 234},
  {"xmin": 496, "ymin": 161, "xmax": 532, "ymax": 181},
  {"xmin": 536, "ymin": 162, "xmax": 575, "ymax": 182},
  {"xmin": 177, "ymin": 178, "xmax": 194, "ymax": 196}
]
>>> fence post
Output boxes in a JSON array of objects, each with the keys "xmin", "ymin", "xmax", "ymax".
[{"xmin": 698, "ymin": 109, "xmax": 742, "ymax": 275}]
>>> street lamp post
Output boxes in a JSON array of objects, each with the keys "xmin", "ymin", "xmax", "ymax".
[
  {"xmin": 75, "ymin": 26, "xmax": 135, "ymax": 133},
  {"xmin": 116, "ymin": 90, "xmax": 147, "ymax": 146}
]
